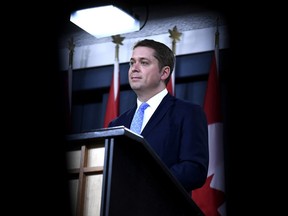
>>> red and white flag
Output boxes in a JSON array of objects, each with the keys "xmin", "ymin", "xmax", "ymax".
[
  {"xmin": 192, "ymin": 29, "xmax": 226, "ymax": 216},
  {"xmin": 167, "ymin": 56, "xmax": 175, "ymax": 96},
  {"xmin": 103, "ymin": 58, "xmax": 120, "ymax": 128}
]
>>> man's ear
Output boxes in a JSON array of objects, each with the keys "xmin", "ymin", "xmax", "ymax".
[{"xmin": 161, "ymin": 66, "xmax": 170, "ymax": 80}]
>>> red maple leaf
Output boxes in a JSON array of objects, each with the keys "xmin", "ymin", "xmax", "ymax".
[{"xmin": 192, "ymin": 175, "xmax": 225, "ymax": 216}]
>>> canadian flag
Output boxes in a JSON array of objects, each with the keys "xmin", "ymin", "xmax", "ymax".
[
  {"xmin": 167, "ymin": 68, "xmax": 175, "ymax": 96},
  {"xmin": 167, "ymin": 57, "xmax": 175, "ymax": 96},
  {"xmin": 103, "ymin": 58, "xmax": 120, "ymax": 128},
  {"xmin": 192, "ymin": 47, "xmax": 226, "ymax": 215}
]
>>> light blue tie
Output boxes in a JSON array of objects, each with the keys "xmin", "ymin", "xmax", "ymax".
[{"xmin": 130, "ymin": 102, "xmax": 149, "ymax": 134}]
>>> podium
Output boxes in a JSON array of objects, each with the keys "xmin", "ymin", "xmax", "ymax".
[{"xmin": 66, "ymin": 126, "xmax": 204, "ymax": 216}]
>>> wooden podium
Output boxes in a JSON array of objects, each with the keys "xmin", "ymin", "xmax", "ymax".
[{"xmin": 66, "ymin": 126, "xmax": 204, "ymax": 216}]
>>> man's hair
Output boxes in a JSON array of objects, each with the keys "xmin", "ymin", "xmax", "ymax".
[{"xmin": 133, "ymin": 39, "xmax": 175, "ymax": 85}]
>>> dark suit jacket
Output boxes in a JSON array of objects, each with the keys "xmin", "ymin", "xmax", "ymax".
[{"xmin": 109, "ymin": 93, "xmax": 209, "ymax": 192}]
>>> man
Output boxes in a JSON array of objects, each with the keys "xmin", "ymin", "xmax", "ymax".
[{"xmin": 109, "ymin": 39, "xmax": 208, "ymax": 193}]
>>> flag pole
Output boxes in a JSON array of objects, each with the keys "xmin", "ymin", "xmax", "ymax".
[
  {"xmin": 111, "ymin": 34, "xmax": 124, "ymax": 101},
  {"xmin": 65, "ymin": 37, "xmax": 75, "ymax": 133},
  {"xmin": 215, "ymin": 17, "xmax": 220, "ymax": 75},
  {"xmin": 68, "ymin": 37, "xmax": 75, "ymax": 68},
  {"xmin": 112, "ymin": 34, "xmax": 124, "ymax": 61},
  {"xmin": 168, "ymin": 25, "xmax": 182, "ymax": 96},
  {"xmin": 103, "ymin": 35, "xmax": 124, "ymax": 128},
  {"xmin": 67, "ymin": 37, "xmax": 75, "ymax": 113}
]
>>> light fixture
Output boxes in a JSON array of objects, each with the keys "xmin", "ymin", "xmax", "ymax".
[{"xmin": 70, "ymin": 5, "xmax": 140, "ymax": 38}]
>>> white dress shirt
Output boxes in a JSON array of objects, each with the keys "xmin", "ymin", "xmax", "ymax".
[{"xmin": 135, "ymin": 88, "xmax": 168, "ymax": 132}]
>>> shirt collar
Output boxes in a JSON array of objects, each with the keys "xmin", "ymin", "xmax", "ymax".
[{"xmin": 136, "ymin": 88, "xmax": 168, "ymax": 109}]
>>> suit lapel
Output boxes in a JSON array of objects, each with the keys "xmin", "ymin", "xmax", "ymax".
[
  {"xmin": 125, "ymin": 104, "xmax": 137, "ymax": 128},
  {"xmin": 141, "ymin": 94, "xmax": 174, "ymax": 136}
]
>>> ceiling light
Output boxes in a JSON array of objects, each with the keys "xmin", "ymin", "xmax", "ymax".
[{"xmin": 70, "ymin": 5, "xmax": 140, "ymax": 38}]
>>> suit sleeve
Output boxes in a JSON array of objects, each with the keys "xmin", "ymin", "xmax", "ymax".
[{"xmin": 169, "ymin": 105, "xmax": 209, "ymax": 192}]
